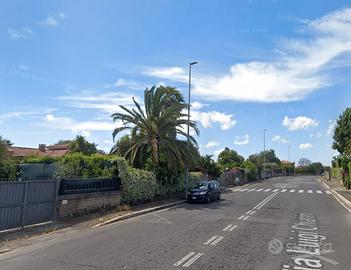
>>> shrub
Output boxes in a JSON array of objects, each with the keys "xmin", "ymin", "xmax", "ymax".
[
  {"xmin": 116, "ymin": 158, "xmax": 157, "ymax": 204},
  {"xmin": 243, "ymin": 160, "xmax": 258, "ymax": 180},
  {"xmin": 0, "ymin": 158, "xmax": 19, "ymax": 181}
]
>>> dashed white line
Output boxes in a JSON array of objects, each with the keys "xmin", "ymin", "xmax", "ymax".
[
  {"xmin": 264, "ymin": 189, "xmax": 272, "ymax": 192},
  {"xmin": 308, "ymin": 190, "xmax": 313, "ymax": 194},
  {"xmin": 247, "ymin": 188, "xmax": 256, "ymax": 192},
  {"xmin": 222, "ymin": 224, "xmax": 233, "ymax": 231},
  {"xmin": 298, "ymin": 190, "xmax": 304, "ymax": 193},
  {"xmin": 240, "ymin": 188, "xmax": 249, "ymax": 192},
  {"xmin": 250, "ymin": 210, "xmax": 256, "ymax": 214},
  {"xmin": 316, "ymin": 190, "xmax": 322, "ymax": 194},
  {"xmin": 204, "ymin": 235, "xmax": 218, "ymax": 245},
  {"xmin": 326, "ymin": 190, "xmax": 332, "ymax": 194},
  {"xmin": 238, "ymin": 215, "xmax": 245, "ymax": 220},
  {"xmin": 245, "ymin": 210, "xmax": 252, "ymax": 214},
  {"xmin": 281, "ymin": 189, "xmax": 287, "ymax": 192},
  {"xmin": 210, "ymin": 236, "xmax": 224, "ymax": 246},
  {"xmin": 182, "ymin": 252, "xmax": 204, "ymax": 268},
  {"xmin": 256, "ymin": 189, "xmax": 263, "ymax": 192},
  {"xmin": 243, "ymin": 215, "xmax": 250, "ymax": 220},
  {"xmin": 228, "ymin": 225, "xmax": 238, "ymax": 231},
  {"xmin": 290, "ymin": 189, "xmax": 296, "ymax": 193},
  {"xmin": 174, "ymin": 252, "xmax": 196, "ymax": 266},
  {"xmin": 272, "ymin": 189, "xmax": 279, "ymax": 192},
  {"xmin": 256, "ymin": 192, "xmax": 279, "ymax": 210}
]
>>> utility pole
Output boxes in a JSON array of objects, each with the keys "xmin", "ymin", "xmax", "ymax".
[
  {"xmin": 263, "ymin": 128, "xmax": 266, "ymax": 178},
  {"xmin": 185, "ymin": 61, "xmax": 198, "ymax": 199},
  {"xmin": 288, "ymin": 145, "xmax": 291, "ymax": 176}
]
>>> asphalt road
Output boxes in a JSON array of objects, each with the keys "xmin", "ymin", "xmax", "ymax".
[{"xmin": 1, "ymin": 175, "xmax": 351, "ymax": 270}]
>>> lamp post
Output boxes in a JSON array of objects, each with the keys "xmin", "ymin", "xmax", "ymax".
[
  {"xmin": 288, "ymin": 145, "xmax": 291, "ymax": 176},
  {"xmin": 186, "ymin": 61, "xmax": 198, "ymax": 199},
  {"xmin": 263, "ymin": 129, "xmax": 266, "ymax": 178}
]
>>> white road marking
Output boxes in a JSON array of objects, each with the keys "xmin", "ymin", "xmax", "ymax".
[
  {"xmin": 223, "ymin": 224, "xmax": 233, "ymax": 231},
  {"xmin": 281, "ymin": 189, "xmax": 287, "ymax": 192},
  {"xmin": 256, "ymin": 189, "xmax": 263, "ymax": 192},
  {"xmin": 204, "ymin": 235, "xmax": 218, "ymax": 245},
  {"xmin": 298, "ymin": 190, "xmax": 304, "ymax": 193},
  {"xmin": 247, "ymin": 188, "xmax": 256, "ymax": 192},
  {"xmin": 240, "ymin": 188, "xmax": 249, "ymax": 192},
  {"xmin": 326, "ymin": 190, "xmax": 332, "ymax": 194},
  {"xmin": 250, "ymin": 210, "xmax": 256, "ymax": 214},
  {"xmin": 228, "ymin": 225, "xmax": 238, "ymax": 231},
  {"xmin": 253, "ymin": 192, "xmax": 278, "ymax": 210},
  {"xmin": 243, "ymin": 215, "xmax": 250, "ymax": 220},
  {"xmin": 272, "ymin": 189, "xmax": 279, "ymax": 192},
  {"xmin": 174, "ymin": 252, "xmax": 196, "ymax": 266},
  {"xmin": 210, "ymin": 236, "xmax": 224, "ymax": 246},
  {"xmin": 245, "ymin": 210, "xmax": 252, "ymax": 214},
  {"xmin": 233, "ymin": 188, "xmax": 242, "ymax": 192},
  {"xmin": 317, "ymin": 190, "xmax": 322, "ymax": 194},
  {"xmin": 290, "ymin": 189, "xmax": 296, "ymax": 193},
  {"xmin": 256, "ymin": 192, "xmax": 279, "ymax": 210},
  {"xmin": 182, "ymin": 253, "xmax": 204, "ymax": 268},
  {"xmin": 264, "ymin": 189, "xmax": 272, "ymax": 192},
  {"xmin": 238, "ymin": 215, "xmax": 245, "ymax": 220},
  {"xmin": 308, "ymin": 190, "xmax": 313, "ymax": 194}
]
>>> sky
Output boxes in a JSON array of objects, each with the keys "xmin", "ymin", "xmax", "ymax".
[{"xmin": 1, "ymin": 0, "xmax": 351, "ymax": 165}]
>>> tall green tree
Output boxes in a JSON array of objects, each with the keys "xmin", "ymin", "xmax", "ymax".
[
  {"xmin": 111, "ymin": 85, "xmax": 200, "ymax": 172},
  {"xmin": 69, "ymin": 135, "xmax": 98, "ymax": 155},
  {"xmin": 248, "ymin": 149, "xmax": 281, "ymax": 170},
  {"xmin": 198, "ymin": 154, "xmax": 222, "ymax": 177},
  {"xmin": 218, "ymin": 147, "xmax": 245, "ymax": 170},
  {"xmin": 333, "ymin": 108, "xmax": 351, "ymax": 157}
]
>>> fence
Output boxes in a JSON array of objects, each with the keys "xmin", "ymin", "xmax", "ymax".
[
  {"xmin": 58, "ymin": 178, "xmax": 121, "ymax": 195},
  {"xmin": 0, "ymin": 180, "xmax": 58, "ymax": 232}
]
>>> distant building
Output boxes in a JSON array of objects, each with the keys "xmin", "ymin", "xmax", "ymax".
[
  {"xmin": 6, "ymin": 144, "xmax": 70, "ymax": 158},
  {"xmin": 297, "ymin": 158, "xmax": 312, "ymax": 167}
]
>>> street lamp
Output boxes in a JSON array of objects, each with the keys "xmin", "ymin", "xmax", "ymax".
[
  {"xmin": 288, "ymin": 145, "xmax": 291, "ymax": 176},
  {"xmin": 263, "ymin": 128, "xmax": 266, "ymax": 178},
  {"xmin": 186, "ymin": 61, "xmax": 198, "ymax": 199}
]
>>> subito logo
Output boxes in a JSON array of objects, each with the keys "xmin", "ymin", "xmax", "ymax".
[{"xmin": 268, "ymin": 239, "xmax": 283, "ymax": 255}]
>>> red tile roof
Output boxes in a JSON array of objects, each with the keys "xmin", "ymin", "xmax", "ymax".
[{"xmin": 6, "ymin": 144, "xmax": 69, "ymax": 158}]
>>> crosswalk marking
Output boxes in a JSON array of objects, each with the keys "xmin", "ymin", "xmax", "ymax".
[{"xmin": 232, "ymin": 187, "xmax": 330, "ymax": 195}]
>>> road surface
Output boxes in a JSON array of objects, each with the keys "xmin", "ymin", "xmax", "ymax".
[{"xmin": 1, "ymin": 176, "xmax": 351, "ymax": 270}]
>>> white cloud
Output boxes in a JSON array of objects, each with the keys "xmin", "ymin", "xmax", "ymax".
[
  {"xmin": 234, "ymin": 135, "xmax": 249, "ymax": 145},
  {"xmin": 80, "ymin": 130, "xmax": 91, "ymax": 137},
  {"xmin": 213, "ymin": 147, "xmax": 225, "ymax": 158},
  {"xmin": 327, "ymin": 120, "xmax": 336, "ymax": 136},
  {"xmin": 191, "ymin": 101, "xmax": 207, "ymax": 110},
  {"xmin": 112, "ymin": 78, "xmax": 145, "ymax": 90},
  {"xmin": 206, "ymin": 140, "xmax": 220, "ymax": 148},
  {"xmin": 272, "ymin": 135, "xmax": 290, "ymax": 144},
  {"xmin": 44, "ymin": 114, "xmax": 119, "ymax": 133},
  {"xmin": 144, "ymin": 8, "xmax": 351, "ymax": 103},
  {"xmin": 42, "ymin": 12, "xmax": 66, "ymax": 27},
  {"xmin": 8, "ymin": 28, "xmax": 33, "ymax": 39},
  {"xmin": 57, "ymin": 91, "xmax": 137, "ymax": 114},
  {"xmin": 191, "ymin": 110, "xmax": 236, "ymax": 130},
  {"xmin": 282, "ymin": 116, "xmax": 319, "ymax": 131},
  {"xmin": 299, "ymin": 143, "xmax": 313, "ymax": 150}
]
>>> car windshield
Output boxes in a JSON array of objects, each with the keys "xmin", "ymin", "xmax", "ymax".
[{"xmin": 194, "ymin": 182, "xmax": 209, "ymax": 190}]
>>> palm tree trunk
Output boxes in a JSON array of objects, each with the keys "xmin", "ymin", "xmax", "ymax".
[{"xmin": 150, "ymin": 138, "xmax": 159, "ymax": 164}]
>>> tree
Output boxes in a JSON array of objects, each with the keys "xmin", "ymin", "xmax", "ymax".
[
  {"xmin": 249, "ymin": 149, "xmax": 281, "ymax": 170},
  {"xmin": 56, "ymin": 139, "xmax": 72, "ymax": 145},
  {"xmin": 0, "ymin": 136, "xmax": 18, "ymax": 181},
  {"xmin": 333, "ymin": 108, "xmax": 351, "ymax": 157},
  {"xmin": 111, "ymin": 85, "xmax": 200, "ymax": 173},
  {"xmin": 110, "ymin": 135, "xmax": 132, "ymax": 156},
  {"xmin": 243, "ymin": 160, "xmax": 258, "ymax": 180},
  {"xmin": 198, "ymin": 154, "xmax": 222, "ymax": 177},
  {"xmin": 218, "ymin": 147, "xmax": 244, "ymax": 170},
  {"xmin": 69, "ymin": 135, "xmax": 98, "ymax": 155}
]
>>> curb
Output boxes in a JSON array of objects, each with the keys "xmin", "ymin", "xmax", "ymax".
[
  {"xmin": 0, "ymin": 248, "xmax": 11, "ymax": 254},
  {"xmin": 317, "ymin": 177, "xmax": 351, "ymax": 212},
  {"xmin": 92, "ymin": 200, "xmax": 186, "ymax": 228}
]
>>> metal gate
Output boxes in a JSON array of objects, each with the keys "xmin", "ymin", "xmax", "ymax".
[{"xmin": 0, "ymin": 180, "xmax": 58, "ymax": 231}]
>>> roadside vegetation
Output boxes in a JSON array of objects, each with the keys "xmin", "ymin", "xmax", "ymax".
[{"xmin": 330, "ymin": 107, "xmax": 351, "ymax": 189}]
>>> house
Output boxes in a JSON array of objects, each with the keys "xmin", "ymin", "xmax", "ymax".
[{"xmin": 6, "ymin": 144, "xmax": 70, "ymax": 158}]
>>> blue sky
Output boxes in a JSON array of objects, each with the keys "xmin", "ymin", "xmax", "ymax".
[{"xmin": 1, "ymin": 0, "xmax": 351, "ymax": 165}]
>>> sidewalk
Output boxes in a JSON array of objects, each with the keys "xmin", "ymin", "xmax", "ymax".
[
  {"xmin": 319, "ymin": 174, "xmax": 351, "ymax": 208},
  {"xmin": 0, "ymin": 194, "xmax": 185, "ymax": 254}
]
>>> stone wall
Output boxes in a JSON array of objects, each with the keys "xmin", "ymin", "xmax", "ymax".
[{"xmin": 56, "ymin": 190, "xmax": 121, "ymax": 218}]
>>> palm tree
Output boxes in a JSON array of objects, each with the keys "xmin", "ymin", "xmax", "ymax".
[{"xmin": 111, "ymin": 85, "xmax": 200, "ymax": 172}]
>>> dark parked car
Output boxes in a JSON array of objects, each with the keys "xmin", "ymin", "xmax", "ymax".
[{"xmin": 187, "ymin": 180, "xmax": 221, "ymax": 203}]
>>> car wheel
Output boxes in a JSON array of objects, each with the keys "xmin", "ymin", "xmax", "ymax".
[{"xmin": 205, "ymin": 195, "xmax": 210, "ymax": 204}]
